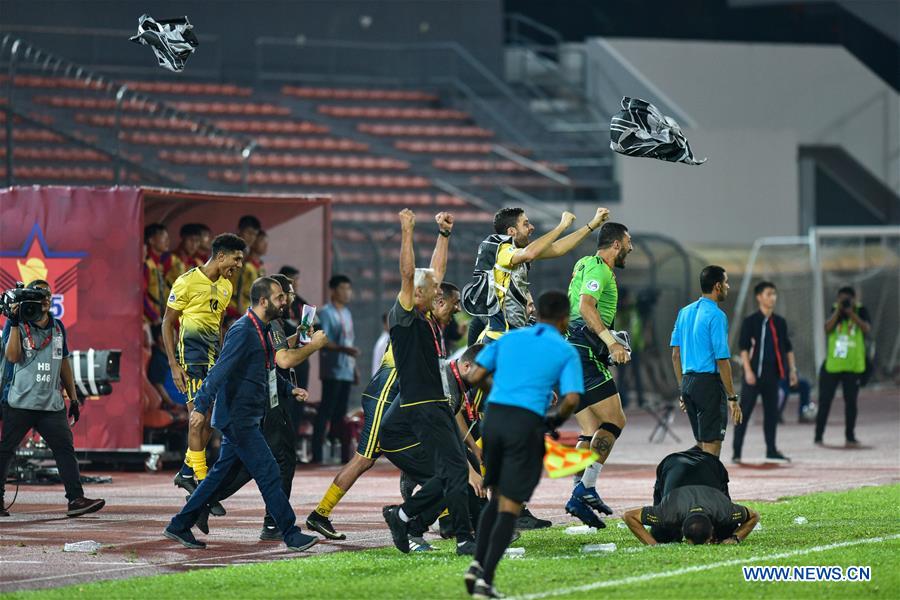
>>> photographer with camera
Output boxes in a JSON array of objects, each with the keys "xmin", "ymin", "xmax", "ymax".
[
  {"xmin": 0, "ymin": 280, "xmax": 105, "ymax": 517},
  {"xmin": 815, "ymin": 286, "xmax": 871, "ymax": 447}
]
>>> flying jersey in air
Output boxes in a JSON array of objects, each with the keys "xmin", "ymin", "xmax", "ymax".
[{"xmin": 168, "ymin": 267, "xmax": 233, "ymax": 367}]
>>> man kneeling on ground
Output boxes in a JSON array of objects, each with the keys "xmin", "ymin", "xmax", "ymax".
[{"xmin": 624, "ymin": 484, "xmax": 758, "ymax": 545}]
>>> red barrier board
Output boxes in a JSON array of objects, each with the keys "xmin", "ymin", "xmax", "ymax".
[{"xmin": 0, "ymin": 186, "xmax": 144, "ymax": 449}]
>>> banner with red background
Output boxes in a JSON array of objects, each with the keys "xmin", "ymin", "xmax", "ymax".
[
  {"xmin": 0, "ymin": 186, "xmax": 144, "ymax": 449},
  {"xmin": 1, "ymin": 186, "xmax": 331, "ymax": 451}
]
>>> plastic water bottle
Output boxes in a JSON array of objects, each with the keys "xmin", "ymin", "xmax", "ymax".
[
  {"xmin": 581, "ymin": 543, "xmax": 617, "ymax": 553},
  {"xmin": 565, "ymin": 525, "xmax": 597, "ymax": 535},
  {"xmin": 505, "ymin": 547, "xmax": 525, "ymax": 558},
  {"xmin": 64, "ymin": 541, "xmax": 102, "ymax": 553},
  {"xmin": 793, "ymin": 516, "xmax": 808, "ymax": 525}
]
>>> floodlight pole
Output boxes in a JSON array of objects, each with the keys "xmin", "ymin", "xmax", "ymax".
[{"xmin": 6, "ymin": 38, "xmax": 20, "ymax": 187}]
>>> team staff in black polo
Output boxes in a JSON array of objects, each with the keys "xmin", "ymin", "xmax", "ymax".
[
  {"xmin": 164, "ymin": 277, "xmax": 317, "ymax": 552},
  {"xmin": 732, "ymin": 281, "xmax": 796, "ymax": 464},
  {"xmin": 670, "ymin": 266, "xmax": 742, "ymax": 457},
  {"xmin": 381, "ymin": 209, "xmax": 476, "ymax": 556}
]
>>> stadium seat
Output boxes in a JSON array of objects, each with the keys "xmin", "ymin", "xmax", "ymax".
[
  {"xmin": 318, "ymin": 105, "xmax": 470, "ymax": 120},
  {"xmin": 358, "ymin": 123, "xmax": 494, "ymax": 138},
  {"xmin": 282, "ymin": 85, "xmax": 438, "ymax": 102}
]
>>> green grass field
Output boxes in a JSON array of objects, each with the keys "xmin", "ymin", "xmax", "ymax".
[{"xmin": 6, "ymin": 484, "xmax": 899, "ymax": 599}]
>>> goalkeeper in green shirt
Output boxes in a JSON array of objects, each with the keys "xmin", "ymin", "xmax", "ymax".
[{"xmin": 564, "ymin": 222, "xmax": 633, "ymax": 528}]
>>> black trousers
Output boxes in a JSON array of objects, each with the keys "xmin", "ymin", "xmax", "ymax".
[
  {"xmin": 404, "ymin": 401, "xmax": 471, "ymax": 542},
  {"xmin": 314, "ymin": 379, "xmax": 352, "ymax": 463},
  {"xmin": 815, "ymin": 369, "xmax": 860, "ymax": 442},
  {"xmin": 0, "ymin": 406, "xmax": 83, "ymax": 502},
  {"xmin": 208, "ymin": 402, "xmax": 297, "ymax": 511},
  {"xmin": 732, "ymin": 377, "xmax": 780, "ymax": 456}
]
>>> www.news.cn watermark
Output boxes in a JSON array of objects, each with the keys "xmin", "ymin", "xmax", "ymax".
[{"xmin": 743, "ymin": 566, "xmax": 872, "ymax": 582}]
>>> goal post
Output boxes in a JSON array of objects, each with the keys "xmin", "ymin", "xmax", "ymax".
[{"xmin": 733, "ymin": 226, "xmax": 900, "ymax": 384}]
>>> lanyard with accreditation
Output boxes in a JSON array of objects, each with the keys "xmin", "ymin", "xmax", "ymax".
[{"xmin": 248, "ymin": 310, "xmax": 279, "ymax": 409}]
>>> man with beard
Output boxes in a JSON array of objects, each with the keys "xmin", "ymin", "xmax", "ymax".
[
  {"xmin": 466, "ymin": 208, "xmax": 610, "ymax": 346},
  {"xmin": 164, "ymin": 233, "xmax": 246, "ymax": 508},
  {"xmin": 564, "ymin": 222, "xmax": 633, "ymax": 528},
  {"xmin": 463, "ymin": 206, "xmax": 610, "ymax": 531},
  {"xmin": 193, "ymin": 274, "xmax": 328, "ymax": 540},
  {"xmin": 670, "ymin": 266, "xmax": 742, "ymax": 458},
  {"xmin": 164, "ymin": 277, "xmax": 318, "ymax": 552}
]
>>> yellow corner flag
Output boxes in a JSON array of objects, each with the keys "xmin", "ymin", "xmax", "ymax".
[{"xmin": 543, "ymin": 436, "xmax": 599, "ymax": 478}]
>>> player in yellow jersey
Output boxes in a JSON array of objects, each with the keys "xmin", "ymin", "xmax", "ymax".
[
  {"xmin": 306, "ymin": 243, "xmax": 460, "ymax": 541},
  {"xmin": 162, "ymin": 233, "xmax": 247, "ymax": 501},
  {"xmin": 469, "ymin": 207, "xmax": 610, "ymax": 344}
]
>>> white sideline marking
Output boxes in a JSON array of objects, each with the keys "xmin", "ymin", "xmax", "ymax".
[
  {"xmin": 513, "ymin": 534, "xmax": 900, "ymax": 600},
  {"xmin": 1, "ymin": 530, "xmax": 392, "ymax": 589}
]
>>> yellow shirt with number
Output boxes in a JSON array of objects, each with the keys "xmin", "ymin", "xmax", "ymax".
[{"xmin": 168, "ymin": 268, "xmax": 233, "ymax": 367}]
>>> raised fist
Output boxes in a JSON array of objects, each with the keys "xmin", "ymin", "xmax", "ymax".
[
  {"xmin": 399, "ymin": 208, "xmax": 416, "ymax": 230},
  {"xmin": 591, "ymin": 207, "xmax": 610, "ymax": 228},
  {"xmin": 560, "ymin": 211, "xmax": 577, "ymax": 229},
  {"xmin": 435, "ymin": 212, "xmax": 455, "ymax": 231}
]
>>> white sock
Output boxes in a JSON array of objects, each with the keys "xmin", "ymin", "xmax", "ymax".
[
  {"xmin": 581, "ymin": 463, "xmax": 603, "ymax": 489},
  {"xmin": 398, "ymin": 508, "xmax": 411, "ymax": 523},
  {"xmin": 572, "ymin": 473, "xmax": 582, "ymax": 487}
]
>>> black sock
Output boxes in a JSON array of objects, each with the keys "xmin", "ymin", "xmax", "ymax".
[
  {"xmin": 474, "ymin": 498, "xmax": 498, "ymax": 564},
  {"xmin": 482, "ymin": 511, "xmax": 517, "ymax": 585}
]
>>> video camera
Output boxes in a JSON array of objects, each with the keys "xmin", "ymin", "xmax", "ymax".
[
  {"xmin": 0, "ymin": 282, "xmax": 50, "ymax": 323},
  {"xmin": 71, "ymin": 349, "xmax": 121, "ymax": 398}
]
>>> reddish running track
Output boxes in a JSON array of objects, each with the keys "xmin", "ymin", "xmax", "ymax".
[{"xmin": 1, "ymin": 387, "xmax": 897, "ymax": 592}]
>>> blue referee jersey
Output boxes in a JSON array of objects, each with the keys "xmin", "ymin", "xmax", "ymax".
[
  {"xmin": 670, "ymin": 297, "xmax": 730, "ymax": 374},
  {"xmin": 474, "ymin": 322, "xmax": 584, "ymax": 417}
]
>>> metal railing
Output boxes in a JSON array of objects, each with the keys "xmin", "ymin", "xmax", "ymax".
[
  {"xmin": 1, "ymin": 35, "xmax": 254, "ymax": 189},
  {"xmin": 0, "ymin": 25, "xmax": 224, "ymax": 80}
]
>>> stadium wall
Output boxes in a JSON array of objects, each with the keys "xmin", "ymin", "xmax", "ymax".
[
  {"xmin": 1, "ymin": 0, "xmax": 504, "ymax": 80},
  {"xmin": 590, "ymin": 38, "xmax": 900, "ymax": 194},
  {"xmin": 615, "ymin": 129, "xmax": 800, "ymax": 246}
]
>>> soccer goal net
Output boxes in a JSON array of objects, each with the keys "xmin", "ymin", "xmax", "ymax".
[{"xmin": 731, "ymin": 226, "xmax": 900, "ymax": 384}]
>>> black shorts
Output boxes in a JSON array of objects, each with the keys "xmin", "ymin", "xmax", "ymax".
[
  {"xmin": 570, "ymin": 343, "xmax": 617, "ymax": 412},
  {"xmin": 357, "ymin": 367, "xmax": 400, "ymax": 459},
  {"xmin": 182, "ymin": 364, "xmax": 209, "ymax": 406},
  {"xmin": 681, "ymin": 373, "xmax": 727, "ymax": 442},
  {"xmin": 482, "ymin": 403, "xmax": 546, "ymax": 503}
]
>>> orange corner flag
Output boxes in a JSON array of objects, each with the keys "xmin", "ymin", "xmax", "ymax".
[{"xmin": 543, "ymin": 436, "xmax": 599, "ymax": 478}]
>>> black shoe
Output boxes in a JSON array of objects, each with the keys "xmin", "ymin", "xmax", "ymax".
[
  {"xmin": 732, "ymin": 455, "xmax": 742, "ymax": 464},
  {"xmin": 285, "ymin": 532, "xmax": 318, "ymax": 552},
  {"xmin": 208, "ymin": 499, "xmax": 226, "ymax": 517},
  {"xmin": 164, "ymin": 527, "xmax": 207, "ymax": 549},
  {"xmin": 66, "ymin": 497, "xmax": 105, "ymax": 517},
  {"xmin": 516, "ymin": 506, "xmax": 552, "ymax": 530},
  {"xmin": 399, "ymin": 472, "xmax": 417, "ymax": 502},
  {"xmin": 814, "ymin": 437, "xmax": 824, "ymax": 445},
  {"xmin": 472, "ymin": 579, "xmax": 505, "ymax": 599},
  {"xmin": 765, "ymin": 451, "xmax": 791, "ymax": 463},
  {"xmin": 196, "ymin": 507, "xmax": 210, "ymax": 535},
  {"xmin": 846, "ymin": 439, "xmax": 861, "ymax": 448},
  {"xmin": 439, "ymin": 514, "xmax": 453, "ymax": 539},
  {"xmin": 174, "ymin": 472, "xmax": 198, "ymax": 494},
  {"xmin": 465, "ymin": 561, "xmax": 484, "ymax": 595},
  {"xmin": 0, "ymin": 507, "xmax": 9, "ymax": 517},
  {"xmin": 185, "ymin": 493, "xmax": 227, "ymax": 518},
  {"xmin": 382, "ymin": 505, "xmax": 410, "ymax": 553},
  {"xmin": 259, "ymin": 522, "xmax": 281, "ymax": 541},
  {"xmin": 306, "ymin": 510, "xmax": 347, "ymax": 541},
  {"xmin": 456, "ymin": 539, "xmax": 476, "ymax": 556}
]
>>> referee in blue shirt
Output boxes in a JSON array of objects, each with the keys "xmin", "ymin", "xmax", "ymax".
[
  {"xmin": 670, "ymin": 266, "xmax": 742, "ymax": 458},
  {"xmin": 463, "ymin": 291, "xmax": 584, "ymax": 599}
]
